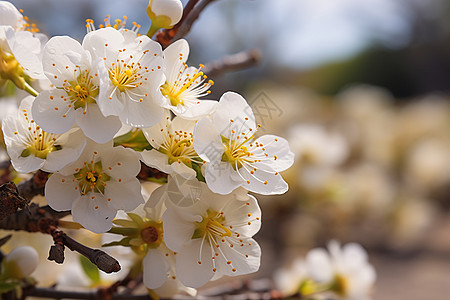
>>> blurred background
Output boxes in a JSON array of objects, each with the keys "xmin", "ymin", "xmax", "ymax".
[{"xmin": 5, "ymin": 0, "xmax": 450, "ymax": 299}]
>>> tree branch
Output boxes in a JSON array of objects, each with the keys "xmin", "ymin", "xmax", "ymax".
[
  {"xmin": 156, "ymin": 0, "xmax": 216, "ymax": 47},
  {"xmin": 203, "ymin": 49, "xmax": 262, "ymax": 78},
  {"xmin": 16, "ymin": 170, "xmax": 49, "ymax": 202},
  {"xmin": 0, "ymin": 204, "xmax": 120, "ymax": 274}
]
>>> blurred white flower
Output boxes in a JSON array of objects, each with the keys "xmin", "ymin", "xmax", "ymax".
[
  {"xmin": 274, "ymin": 258, "xmax": 308, "ymax": 296},
  {"xmin": 32, "ymin": 35, "xmax": 122, "ymax": 143},
  {"xmin": 2, "ymin": 96, "xmax": 86, "ymax": 173},
  {"xmin": 194, "ymin": 92, "xmax": 294, "ymax": 195},
  {"xmin": 306, "ymin": 241, "xmax": 376, "ymax": 300},
  {"xmin": 161, "ymin": 39, "xmax": 216, "ymax": 119},
  {"xmin": 45, "ymin": 141, "xmax": 144, "ymax": 233},
  {"xmin": 289, "ymin": 124, "xmax": 348, "ymax": 167},
  {"xmin": 1, "ymin": 246, "xmax": 39, "ymax": 279},
  {"xmin": 162, "ymin": 179, "xmax": 261, "ymax": 288}
]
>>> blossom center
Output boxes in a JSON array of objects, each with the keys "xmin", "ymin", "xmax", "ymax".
[
  {"xmin": 109, "ymin": 63, "xmax": 141, "ymax": 93},
  {"xmin": 221, "ymin": 136, "xmax": 253, "ymax": 170},
  {"xmin": 63, "ymin": 70, "xmax": 98, "ymax": 109},
  {"xmin": 20, "ymin": 129, "xmax": 60, "ymax": 159},
  {"xmin": 331, "ymin": 274, "xmax": 350, "ymax": 296},
  {"xmin": 74, "ymin": 161, "xmax": 110, "ymax": 195},
  {"xmin": 158, "ymin": 130, "xmax": 196, "ymax": 165},
  {"xmin": 192, "ymin": 210, "xmax": 231, "ymax": 239},
  {"xmin": 160, "ymin": 81, "xmax": 184, "ymax": 106},
  {"xmin": 18, "ymin": 109, "xmax": 61, "ymax": 159},
  {"xmin": 141, "ymin": 221, "xmax": 163, "ymax": 249}
]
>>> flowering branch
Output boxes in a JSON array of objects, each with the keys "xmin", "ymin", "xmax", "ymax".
[
  {"xmin": 156, "ymin": 0, "xmax": 215, "ymax": 47},
  {"xmin": 0, "ymin": 204, "xmax": 120, "ymax": 273},
  {"xmin": 203, "ymin": 49, "xmax": 262, "ymax": 77}
]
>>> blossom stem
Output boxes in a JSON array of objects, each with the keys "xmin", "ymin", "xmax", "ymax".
[
  {"xmin": 147, "ymin": 23, "xmax": 160, "ymax": 38},
  {"xmin": 23, "ymin": 81, "xmax": 39, "ymax": 97}
]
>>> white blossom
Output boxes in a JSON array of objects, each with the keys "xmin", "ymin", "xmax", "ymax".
[
  {"xmin": 194, "ymin": 91, "xmax": 294, "ymax": 195},
  {"xmin": 160, "ymin": 39, "xmax": 216, "ymax": 119},
  {"xmin": 0, "ymin": 1, "xmax": 46, "ymax": 79},
  {"xmin": 306, "ymin": 241, "xmax": 376, "ymax": 300},
  {"xmin": 147, "ymin": 0, "xmax": 183, "ymax": 29},
  {"xmin": 2, "ymin": 246, "xmax": 39, "ymax": 279},
  {"xmin": 141, "ymin": 111, "xmax": 199, "ymax": 179},
  {"xmin": 32, "ymin": 35, "xmax": 122, "ymax": 143},
  {"xmin": 2, "ymin": 96, "xmax": 86, "ymax": 173},
  {"xmin": 45, "ymin": 141, "xmax": 144, "ymax": 233},
  {"xmin": 84, "ymin": 27, "xmax": 164, "ymax": 128},
  {"xmin": 162, "ymin": 178, "xmax": 261, "ymax": 288}
]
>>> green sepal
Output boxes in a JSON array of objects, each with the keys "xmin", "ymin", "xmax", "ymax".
[
  {"xmin": 112, "ymin": 219, "xmax": 139, "ymax": 228},
  {"xmin": 107, "ymin": 226, "xmax": 139, "ymax": 237},
  {"xmin": 0, "ymin": 281, "xmax": 19, "ymax": 294},
  {"xmin": 79, "ymin": 255, "xmax": 100, "ymax": 284},
  {"xmin": 191, "ymin": 162, "xmax": 205, "ymax": 183},
  {"xmin": 102, "ymin": 237, "xmax": 133, "ymax": 248},
  {"xmin": 126, "ymin": 213, "xmax": 144, "ymax": 226},
  {"xmin": 113, "ymin": 129, "xmax": 152, "ymax": 152}
]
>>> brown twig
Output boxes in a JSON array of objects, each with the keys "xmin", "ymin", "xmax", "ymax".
[
  {"xmin": 156, "ymin": 0, "xmax": 216, "ymax": 47},
  {"xmin": 0, "ymin": 204, "xmax": 120, "ymax": 274},
  {"xmin": 22, "ymin": 286, "xmax": 283, "ymax": 300},
  {"xmin": 0, "ymin": 182, "xmax": 27, "ymax": 220},
  {"xmin": 16, "ymin": 170, "xmax": 49, "ymax": 202},
  {"xmin": 0, "ymin": 170, "xmax": 48, "ymax": 221},
  {"xmin": 203, "ymin": 49, "xmax": 262, "ymax": 78}
]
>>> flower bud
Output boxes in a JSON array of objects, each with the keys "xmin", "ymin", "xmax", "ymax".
[
  {"xmin": 147, "ymin": 0, "xmax": 183, "ymax": 29},
  {"xmin": 2, "ymin": 246, "xmax": 39, "ymax": 279}
]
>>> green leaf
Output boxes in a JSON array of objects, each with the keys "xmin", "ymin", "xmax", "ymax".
[
  {"xmin": 0, "ymin": 281, "xmax": 19, "ymax": 294},
  {"xmin": 79, "ymin": 255, "xmax": 100, "ymax": 284},
  {"xmin": 107, "ymin": 226, "xmax": 139, "ymax": 237},
  {"xmin": 113, "ymin": 129, "xmax": 152, "ymax": 152}
]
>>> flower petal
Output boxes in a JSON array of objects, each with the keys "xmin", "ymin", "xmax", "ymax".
[
  {"xmin": 104, "ymin": 179, "xmax": 144, "ymax": 211},
  {"xmin": 193, "ymin": 117, "xmax": 223, "ymax": 162},
  {"xmin": 140, "ymin": 149, "xmax": 172, "ymax": 174},
  {"xmin": 71, "ymin": 193, "xmax": 117, "ymax": 233},
  {"xmin": 45, "ymin": 173, "xmax": 79, "ymax": 211},
  {"xmin": 75, "ymin": 104, "xmax": 122, "ymax": 144},
  {"xmin": 213, "ymin": 92, "xmax": 256, "ymax": 139},
  {"xmin": 102, "ymin": 146, "xmax": 141, "ymax": 181},
  {"xmin": 176, "ymin": 238, "xmax": 214, "ymax": 288},
  {"xmin": 31, "ymin": 89, "xmax": 76, "ymax": 134},
  {"xmin": 253, "ymin": 135, "xmax": 294, "ymax": 172},
  {"xmin": 204, "ymin": 162, "xmax": 241, "ymax": 195},
  {"xmin": 143, "ymin": 249, "xmax": 170, "ymax": 289}
]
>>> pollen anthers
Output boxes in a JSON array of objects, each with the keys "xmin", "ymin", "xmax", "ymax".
[
  {"xmin": 161, "ymin": 61, "xmax": 214, "ymax": 107},
  {"xmin": 74, "ymin": 160, "xmax": 110, "ymax": 195},
  {"xmin": 85, "ymin": 15, "xmax": 141, "ymax": 35},
  {"xmin": 19, "ymin": 109, "xmax": 60, "ymax": 159},
  {"xmin": 107, "ymin": 50, "xmax": 152, "ymax": 101},
  {"xmin": 61, "ymin": 67, "xmax": 98, "ymax": 110},
  {"xmin": 158, "ymin": 125, "xmax": 197, "ymax": 165},
  {"xmin": 18, "ymin": 9, "xmax": 40, "ymax": 33},
  {"xmin": 221, "ymin": 119, "xmax": 280, "ymax": 184},
  {"xmin": 192, "ymin": 209, "xmax": 231, "ymax": 240}
]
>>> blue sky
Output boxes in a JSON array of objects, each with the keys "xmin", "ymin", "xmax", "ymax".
[{"xmin": 10, "ymin": 0, "xmax": 412, "ymax": 69}]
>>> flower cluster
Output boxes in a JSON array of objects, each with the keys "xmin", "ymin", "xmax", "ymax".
[
  {"xmin": 0, "ymin": 0, "xmax": 294, "ymax": 295},
  {"xmin": 275, "ymin": 241, "xmax": 376, "ymax": 300}
]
